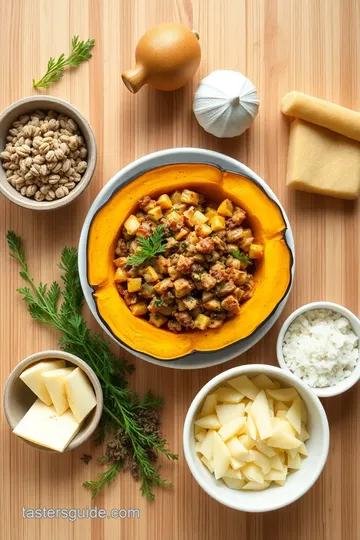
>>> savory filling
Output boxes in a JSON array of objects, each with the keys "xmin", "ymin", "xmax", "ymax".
[{"xmin": 113, "ymin": 189, "xmax": 264, "ymax": 332}]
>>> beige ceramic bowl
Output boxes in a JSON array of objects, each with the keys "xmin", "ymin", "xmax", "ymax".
[
  {"xmin": 3, "ymin": 350, "xmax": 103, "ymax": 452},
  {"xmin": 0, "ymin": 96, "xmax": 97, "ymax": 210}
]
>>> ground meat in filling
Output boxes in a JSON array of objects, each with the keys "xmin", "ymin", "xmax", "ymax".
[{"xmin": 113, "ymin": 189, "xmax": 264, "ymax": 332}]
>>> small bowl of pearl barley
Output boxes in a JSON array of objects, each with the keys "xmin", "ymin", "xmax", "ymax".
[
  {"xmin": 277, "ymin": 302, "xmax": 360, "ymax": 398},
  {"xmin": 0, "ymin": 95, "xmax": 97, "ymax": 210}
]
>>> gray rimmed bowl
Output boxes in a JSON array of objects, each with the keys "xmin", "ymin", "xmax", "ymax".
[
  {"xmin": 78, "ymin": 148, "xmax": 295, "ymax": 369},
  {"xmin": 0, "ymin": 96, "xmax": 97, "ymax": 210},
  {"xmin": 3, "ymin": 350, "xmax": 103, "ymax": 451}
]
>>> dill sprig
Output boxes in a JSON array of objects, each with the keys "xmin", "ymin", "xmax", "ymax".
[
  {"xmin": 6, "ymin": 231, "xmax": 177, "ymax": 500},
  {"xmin": 33, "ymin": 35, "xmax": 95, "ymax": 89},
  {"xmin": 231, "ymin": 249, "xmax": 252, "ymax": 266},
  {"xmin": 128, "ymin": 226, "xmax": 167, "ymax": 267}
]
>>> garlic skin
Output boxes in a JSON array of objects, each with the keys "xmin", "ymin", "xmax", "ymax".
[{"xmin": 193, "ymin": 70, "xmax": 260, "ymax": 138}]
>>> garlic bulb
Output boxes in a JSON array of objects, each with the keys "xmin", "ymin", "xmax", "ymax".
[{"xmin": 193, "ymin": 70, "xmax": 260, "ymax": 138}]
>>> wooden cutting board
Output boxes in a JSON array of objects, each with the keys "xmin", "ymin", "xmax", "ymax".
[{"xmin": 0, "ymin": 0, "xmax": 359, "ymax": 539}]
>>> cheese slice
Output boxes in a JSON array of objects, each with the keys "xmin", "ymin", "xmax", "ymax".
[
  {"xmin": 13, "ymin": 399, "xmax": 80, "ymax": 452},
  {"xmin": 20, "ymin": 360, "xmax": 66, "ymax": 406},
  {"xmin": 64, "ymin": 367, "xmax": 97, "ymax": 423},
  {"xmin": 42, "ymin": 367, "xmax": 75, "ymax": 415}
]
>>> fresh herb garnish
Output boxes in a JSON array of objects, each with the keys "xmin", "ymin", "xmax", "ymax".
[
  {"xmin": 33, "ymin": 36, "xmax": 95, "ymax": 89},
  {"xmin": 154, "ymin": 298, "xmax": 163, "ymax": 307},
  {"xmin": 7, "ymin": 231, "xmax": 177, "ymax": 500},
  {"xmin": 231, "ymin": 249, "xmax": 252, "ymax": 266},
  {"xmin": 128, "ymin": 226, "xmax": 167, "ymax": 267},
  {"xmin": 180, "ymin": 242, "xmax": 187, "ymax": 252}
]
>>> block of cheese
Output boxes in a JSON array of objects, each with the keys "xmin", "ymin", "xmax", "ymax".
[
  {"xmin": 20, "ymin": 360, "xmax": 66, "ymax": 406},
  {"xmin": 42, "ymin": 367, "xmax": 75, "ymax": 415},
  {"xmin": 13, "ymin": 399, "xmax": 80, "ymax": 452},
  {"xmin": 281, "ymin": 91, "xmax": 360, "ymax": 142},
  {"xmin": 286, "ymin": 119, "xmax": 360, "ymax": 199},
  {"xmin": 64, "ymin": 367, "xmax": 97, "ymax": 423}
]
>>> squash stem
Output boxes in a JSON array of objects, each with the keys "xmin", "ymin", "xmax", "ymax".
[{"xmin": 122, "ymin": 64, "xmax": 147, "ymax": 94}]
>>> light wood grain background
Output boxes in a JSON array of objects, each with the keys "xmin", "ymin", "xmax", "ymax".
[{"xmin": 0, "ymin": 0, "xmax": 359, "ymax": 539}]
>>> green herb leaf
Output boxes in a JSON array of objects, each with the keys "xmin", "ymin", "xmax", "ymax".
[
  {"xmin": 7, "ymin": 231, "xmax": 177, "ymax": 500},
  {"xmin": 231, "ymin": 249, "xmax": 252, "ymax": 266},
  {"xmin": 128, "ymin": 226, "xmax": 166, "ymax": 267},
  {"xmin": 33, "ymin": 36, "xmax": 95, "ymax": 89}
]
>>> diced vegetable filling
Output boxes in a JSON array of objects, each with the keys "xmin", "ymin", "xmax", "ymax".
[{"xmin": 113, "ymin": 189, "xmax": 264, "ymax": 332}]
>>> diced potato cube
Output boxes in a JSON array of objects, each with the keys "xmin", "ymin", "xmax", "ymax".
[
  {"xmin": 124, "ymin": 214, "xmax": 140, "ymax": 235},
  {"xmin": 242, "ymin": 463, "xmax": 264, "ymax": 484},
  {"xmin": 255, "ymin": 440, "xmax": 276, "ymax": 458},
  {"xmin": 157, "ymin": 194, "xmax": 172, "ymax": 209},
  {"xmin": 212, "ymin": 431, "xmax": 231, "ymax": 479},
  {"xmin": 223, "ymin": 477, "xmax": 245, "ymax": 490},
  {"xmin": 195, "ymin": 415, "xmax": 221, "ymax": 430},
  {"xmin": 241, "ymin": 228, "xmax": 253, "ymax": 239},
  {"xmin": 172, "ymin": 203, "xmax": 187, "ymax": 213},
  {"xmin": 141, "ymin": 283, "xmax": 154, "ymax": 298},
  {"xmin": 242, "ymin": 481, "xmax": 270, "ymax": 491},
  {"xmin": 180, "ymin": 189, "xmax": 199, "ymax": 205},
  {"xmin": 249, "ymin": 243, "xmax": 264, "ymax": 259},
  {"xmin": 154, "ymin": 256, "xmax": 168, "ymax": 275},
  {"xmin": 218, "ymin": 417, "xmax": 246, "ymax": 441},
  {"xmin": 251, "ymin": 374, "xmax": 277, "ymax": 390},
  {"xmin": 195, "ymin": 224, "xmax": 212, "ymax": 237},
  {"xmin": 127, "ymin": 277, "xmax": 142, "ymax": 293},
  {"xmin": 287, "ymin": 451, "xmax": 302, "ymax": 469},
  {"xmin": 248, "ymin": 449, "xmax": 271, "ymax": 474},
  {"xmin": 113, "ymin": 257, "xmax": 127, "ymax": 268},
  {"xmin": 200, "ymin": 430, "xmax": 214, "ymax": 460},
  {"xmin": 230, "ymin": 457, "xmax": 246, "ymax": 470},
  {"xmin": 147, "ymin": 206, "xmax": 163, "ymax": 221},
  {"xmin": 192, "ymin": 210, "xmax": 208, "ymax": 226},
  {"xmin": 251, "ymin": 390, "xmax": 272, "ymax": 440},
  {"xmin": 143, "ymin": 266, "xmax": 159, "ymax": 283},
  {"xmin": 210, "ymin": 215, "xmax": 226, "ymax": 232},
  {"xmin": 205, "ymin": 208, "xmax": 218, "ymax": 219},
  {"xmin": 266, "ymin": 388, "xmax": 299, "ymax": 402},
  {"xmin": 174, "ymin": 228, "xmax": 189, "ymax": 241},
  {"xmin": 214, "ymin": 387, "xmax": 244, "ymax": 404},
  {"xmin": 228, "ymin": 375, "xmax": 259, "ymax": 401},
  {"xmin": 201, "ymin": 456, "xmax": 214, "ymax": 473},
  {"xmin": 187, "ymin": 231, "xmax": 199, "ymax": 245},
  {"xmin": 114, "ymin": 267, "xmax": 128, "ymax": 282},
  {"xmin": 195, "ymin": 430, "xmax": 207, "ymax": 443},
  {"xmin": 217, "ymin": 198, "xmax": 233, "ymax": 217},
  {"xmin": 193, "ymin": 314, "xmax": 211, "ymax": 330},
  {"xmin": 226, "ymin": 437, "xmax": 249, "ymax": 461},
  {"xmin": 170, "ymin": 190, "xmax": 182, "ymax": 204},
  {"xmin": 203, "ymin": 299, "xmax": 221, "ymax": 311},
  {"xmin": 149, "ymin": 313, "xmax": 167, "ymax": 328},
  {"xmin": 199, "ymin": 394, "xmax": 218, "ymax": 417},
  {"xmin": 215, "ymin": 403, "xmax": 245, "ymax": 424},
  {"xmin": 167, "ymin": 210, "xmax": 183, "ymax": 224},
  {"xmin": 202, "ymin": 291, "xmax": 214, "ymax": 303},
  {"xmin": 129, "ymin": 302, "xmax": 148, "ymax": 316}
]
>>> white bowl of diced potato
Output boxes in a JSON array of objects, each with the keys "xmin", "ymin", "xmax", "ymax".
[{"xmin": 183, "ymin": 364, "xmax": 329, "ymax": 512}]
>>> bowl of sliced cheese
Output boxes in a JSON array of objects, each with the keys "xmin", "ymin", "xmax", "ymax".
[
  {"xmin": 183, "ymin": 364, "xmax": 329, "ymax": 512},
  {"xmin": 4, "ymin": 350, "xmax": 103, "ymax": 452}
]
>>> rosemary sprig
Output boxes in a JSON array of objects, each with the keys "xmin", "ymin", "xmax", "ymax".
[
  {"xmin": 6, "ymin": 231, "xmax": 177, "ymax": 500},
  {"xmin": 231, "ymin": 249, "xmax": 252, "ymax": 266},
  {"xmin": 33, "ymin": 35, "xmax": 95, "ymax": 89},
  {"xmin": 128, "ymin": 226, "xmax": 167, "ymax": 267}
]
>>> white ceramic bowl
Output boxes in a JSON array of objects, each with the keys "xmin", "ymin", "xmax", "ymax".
[
  {"xmin": 277, "ymin": 302, "xmax": 360, "ymax": 398},
  {"xmin": 78, "ymin": 148, "xmax": 295, "ymax": 369},
  {"xmin": 183, "ymin": 364, "xmax": 329, "ymax": 513}
]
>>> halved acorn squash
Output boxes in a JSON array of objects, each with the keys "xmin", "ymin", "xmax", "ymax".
[{"xmin": 87, "ymin": 163, "xmax": 293, "ymax": 360}]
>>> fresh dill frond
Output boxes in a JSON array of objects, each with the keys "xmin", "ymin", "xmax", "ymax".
[
  {"xmin": 128, "ymin": 226, "xmax": 167, "ymax": 266},
  {"xmin": 33, "ymin": 35, "xmax": 95, "ymax": 88}
]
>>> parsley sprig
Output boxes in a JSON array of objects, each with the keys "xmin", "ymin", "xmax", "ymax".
[
  {"xmin": 128, "ymin": 226, "xmax": 167, "ymax": 267},
  {"xmin": 33, "ymin": 36, "xmax": 95, "ymax": 89},
  {"xmin": 231, "ymin": 249, "xmax": 252, "ymax": 266},
  {"xmin": 6, "ymin": 231, "xmax": 177, "ymax": 500}
]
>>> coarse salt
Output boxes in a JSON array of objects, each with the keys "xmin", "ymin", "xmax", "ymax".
[{"xmin": 282, "ymin": 309, "xmax": 359, "ymax": 388}]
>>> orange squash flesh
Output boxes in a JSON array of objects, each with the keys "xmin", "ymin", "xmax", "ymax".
[{"xmin": 87, "ymin": 164, "xmax": 293, "ymax": 360}]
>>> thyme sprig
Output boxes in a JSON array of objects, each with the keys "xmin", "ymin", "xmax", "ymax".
[{"xmin": 6, "ymin": 231, "xmax": 177, "ymax": 500}]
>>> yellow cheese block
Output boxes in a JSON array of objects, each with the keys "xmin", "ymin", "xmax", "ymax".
[
  {"xmin": 64, "ymin": 367, "xmax": 97, "ymax": 423},
  {"xmin": 19, "ymin": 360, "xmax": 66, "ymax": 406},
  {"xmin": 13, "ymin": 399, "xmax": 80, "ymax": 452},
  {"xmin": 42, "ymin": 367, "xmax": 75, "ymax": 415},
  {"xmin": 286, "ymin": 119, "xmax": 360, "ymax": 199}
]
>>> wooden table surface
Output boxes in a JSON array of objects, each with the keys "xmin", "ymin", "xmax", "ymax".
[{"xmin": 0, "ymin": 0, "xmax": 359, "ymax": 539}]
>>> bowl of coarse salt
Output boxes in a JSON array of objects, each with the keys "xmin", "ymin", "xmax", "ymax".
[{"xmin": 276, "ymin": 302, "xmax": 360, "ymax": 398}]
